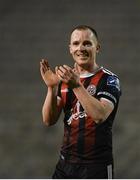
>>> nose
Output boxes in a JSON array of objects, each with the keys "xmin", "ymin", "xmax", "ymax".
[{"xmin": 79, "ymin": 44, "xmax": 85, "ymax": 51}]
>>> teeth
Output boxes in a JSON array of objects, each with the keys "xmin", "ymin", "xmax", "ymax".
[
  {"xmin": 77, "ymin": 54, "xmax": 88, "ymax": 57},
  {"xmin": 78, "ymin": 53, "xmax": 86, "ymax": 55},
  {"xmin": 77, "ymin": 51, "xmax": 88, "ymax": 57}
]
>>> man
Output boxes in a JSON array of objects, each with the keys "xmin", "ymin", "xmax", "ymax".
[{"xmin": 40, "ymin": 25, "xmax": 121, "ymax": 178}]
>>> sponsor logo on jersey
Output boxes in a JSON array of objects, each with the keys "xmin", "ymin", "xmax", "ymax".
[
  {"xmin": 107, "ymin": 76, "xmax": 120, "ymax": 91},
  {"xmin": 67, "ymin": 111, "xmax": 87, "ymax": 125},
  {"xmin": 67, "ymin": 101, "xmax": 87, "ymax": 125}
]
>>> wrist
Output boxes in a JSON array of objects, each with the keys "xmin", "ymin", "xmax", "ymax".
[
  {"xmin": 71, "ymin": 82, "xmax": 82, "ymax": 89},
  {"xmin": 48, "ymin": 85, "xmax": 58, "ymax": 93}
]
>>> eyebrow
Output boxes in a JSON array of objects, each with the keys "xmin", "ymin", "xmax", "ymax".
[
  {"xmin": 83, "ymin": 40, "xmax": 92, "ymax": 44},
  {"xmin": 71, "ymin": 40, "xmax": 79, "ymax": 44},
  {"xmin": 71, "ymin": 40, "xmax": 93, "ymax": 45}
]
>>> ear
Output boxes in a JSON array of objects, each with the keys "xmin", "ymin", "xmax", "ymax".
[{"xmin": 96, "ymin": 43, "xmax": 101, "ymax": 53}]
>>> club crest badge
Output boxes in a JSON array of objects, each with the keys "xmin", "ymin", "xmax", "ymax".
[{"xmin": 87, "ymin": 85, "xmax": 96, "ymax": 96}]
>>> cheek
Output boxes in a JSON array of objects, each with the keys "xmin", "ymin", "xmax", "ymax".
[
  {"xmin": 70, "ymin": 48, "xmax": 76, "ymax": 55},
  {"xmin": 90, "ymin": 47, "xmax": 96, "ymax": 53},
  {"xmin": 88, "ymin": 49, "xmax": 96, "ymax": 58},
  {"xmin": 70, "ymin": 46, "xmax": 74, "ymax": 54}
]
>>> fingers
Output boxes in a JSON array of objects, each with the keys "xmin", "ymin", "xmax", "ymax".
[
  {"xmin": 56, "ymin": 66, "xmax": 66, "ymax": 80},
  {"xmin": 41, "ymin": 59, "xmax": 50, "ymax": 70},
  {"xmin": 55, "ymin": 65, "xmax": 70, "ymax": 83},
  {"xmin": 55, "ymin": 66, "xmax": 60, "ymax": 79},
  {"xmin": 63, "ymin": 65, "xmax": 72, "ymax": 72},
  {"xmin": 40, "ymin": 61, "xmax": 45, "ymax": 75},
  {"xmin": 40, "ymin": 59, "xmax": 50, "ymax": 75},
  {"xmin": 56, "ymin": 65, "xmax": 72, "ymax": 80},
  {"xmin": 40, "ymin": 60, "xmax": 75, "ymax": 83}
]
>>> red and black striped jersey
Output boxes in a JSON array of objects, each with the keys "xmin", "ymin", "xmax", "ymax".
[{"xmin": 57, "ymin": 67, "xmax": 121, "ymax": 164}]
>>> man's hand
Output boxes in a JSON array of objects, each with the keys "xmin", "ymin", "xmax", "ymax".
[
  {"xmin": 55, "ymin": 64, "xmax": 81, "ymax": 89},
  {"xmin": 40, "ymin": 59, "xmax": 59, "ymax": 87}
]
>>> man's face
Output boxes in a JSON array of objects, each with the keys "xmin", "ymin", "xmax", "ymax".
[{"xmin": 69, "ymin": 29, "xmax": 99, "ymax": 67}]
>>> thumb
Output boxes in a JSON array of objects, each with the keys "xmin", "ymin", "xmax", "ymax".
[{"xmin": 55, "ymin": 66, "xmax": 59, "ymax": 75}]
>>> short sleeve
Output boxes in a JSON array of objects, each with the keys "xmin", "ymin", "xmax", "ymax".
[{"xmin": 96, "ymin": 75, "xmax": 121, "ymax": 106}]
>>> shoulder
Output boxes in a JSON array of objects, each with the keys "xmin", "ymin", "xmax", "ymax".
[
  {"xmin": 102, "ymin": 67, "xmax": 119, "ymax": 78},
  {"xmin": 101, "ymin": 67, "xmax": 121, "ymax": 92},
  {"xmin": 96, "ymin": 67, "xmax": 121, "ymax": 105}
]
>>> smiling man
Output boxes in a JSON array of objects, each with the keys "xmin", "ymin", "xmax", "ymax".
[{"xmin": 40, "ymin": 25, "xmax": 121, "ymax": 179}]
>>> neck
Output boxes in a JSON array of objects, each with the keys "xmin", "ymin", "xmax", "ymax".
[{"xmin": 77, "ymin": 63, "xmax": 99, "ymax": 75}]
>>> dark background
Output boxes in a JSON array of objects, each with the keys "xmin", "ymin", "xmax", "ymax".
[{"xmin": 0, "ymin": 0, "xmax": 140, "ymax": 178}]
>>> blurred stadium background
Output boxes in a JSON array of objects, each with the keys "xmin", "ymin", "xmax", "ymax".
[{"xmin": 0, "ymin": 0, "xmax": 140, "ymax": 178}]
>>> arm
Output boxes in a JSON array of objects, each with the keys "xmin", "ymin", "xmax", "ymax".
[
  {"xmin": 40, "ymin": 59, "xmax": 63, "ymax": 126},
  {"xmin": 42, "ymin": 86, "xmax": 62, "ymax": 126},
  {"xmin": 72, "ymin": 85, "xmax": 114, "ymax": 123}
]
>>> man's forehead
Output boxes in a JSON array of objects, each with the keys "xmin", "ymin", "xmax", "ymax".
[
  {"xmin": 70, "ymin": 29, "xmax": 96, "ymax": 42},
  {"xmin": 71, "ymin": 29, "xmax": 93, "ymax": 38}
]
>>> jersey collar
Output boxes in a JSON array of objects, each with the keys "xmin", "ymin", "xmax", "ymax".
[{"xmin": 80, "ymin": 66, "xmax": 103, "ymax": 78}]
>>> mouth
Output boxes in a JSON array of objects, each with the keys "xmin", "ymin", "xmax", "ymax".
[{"xmin": 77, "ymin": 51, "xmax": 89, "ymax": 58}]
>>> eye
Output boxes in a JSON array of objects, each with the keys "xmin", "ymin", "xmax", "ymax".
[
  {"xmin": 83, "ymin": 41, "xmax": 92, "ymax": 47},
  {"xmin": 72, "ymin": 41, "xmax": 79, "ymax": 46}
]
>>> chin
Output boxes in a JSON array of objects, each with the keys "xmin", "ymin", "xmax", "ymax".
[{"xmin": 76, "ymin": 58, "xmax": 90, "ymax": 65}]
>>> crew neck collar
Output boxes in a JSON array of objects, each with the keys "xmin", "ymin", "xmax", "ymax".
[{"xmin": 80, "ymin": 66, "xmax": 103, "ymax": 78}]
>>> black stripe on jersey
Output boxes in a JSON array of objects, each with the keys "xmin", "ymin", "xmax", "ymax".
[
  {"xmin": 95, "ymin": 73, "xmax": 107, "ymax": 97},
  {"xmin": 57, "ymin": 81, "xmax": 62, "ymax": 98},
  {"xmin": 77, "ymin": 105, "xmax": 85, "ymax": 156},
  {"xmin": 77, "ymin": 77, "xmax": 92, "ymax": 156},
  {"xmin": 63, "ymin": 89, "xmax": 75, "ymax": 161}
]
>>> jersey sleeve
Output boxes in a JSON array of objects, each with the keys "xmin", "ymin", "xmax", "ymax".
[{"xmin": 96, "ymin": 74, "xmax": 121, "ymax": 106}]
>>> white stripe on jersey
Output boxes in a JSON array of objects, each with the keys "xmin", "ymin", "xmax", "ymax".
[
  {"xmin": 107, "ymin": 164, "xmax": 113, "ymax": 179},
  {"xmin": 97, "ymin": 91, "xmax": 117, "ymax": 104},
  {"xmin": 100, "ymin": 97, "xmax": 114, "ymax": 109},
  {"xmin": 102, "ymin": 68, "xmax": 115, "ymax": 76}
]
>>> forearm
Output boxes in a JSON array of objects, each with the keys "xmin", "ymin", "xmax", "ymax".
[
  {"xmin": 42, "ymin": 86, "xmax": 59, "ymax": 126},
  {"xmin": 73, "ymin": 84, "xmax": 106, "ymax": 123}
]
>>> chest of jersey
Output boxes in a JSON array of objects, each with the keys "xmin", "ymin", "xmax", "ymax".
[{"xmin": 60, "ymin": 70, "xmax": 104, "ymax": 126}]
